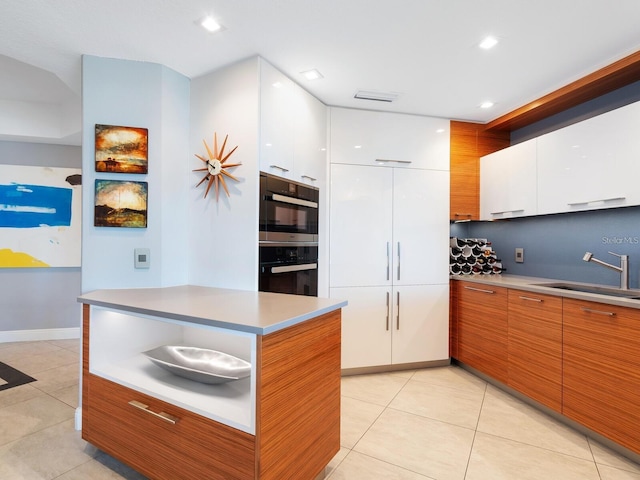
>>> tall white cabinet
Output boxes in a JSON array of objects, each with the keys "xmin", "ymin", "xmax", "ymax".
[
  {"xmin": 329, "ymin": 107, "xmax": 450, "ymax": 370},
  {"xmin": 259, "ymin": 60, "xmax": 327, "ymax": 188}
]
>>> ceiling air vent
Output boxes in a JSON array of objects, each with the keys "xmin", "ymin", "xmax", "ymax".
[{"xmin": 354, "ymin": 90, "xmax": 399, "ymax": 102}]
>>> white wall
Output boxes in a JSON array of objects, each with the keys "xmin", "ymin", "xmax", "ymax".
[
  {"xmin": 81, "ymin": 56, "xmax": 190, "ymax": 292},
  {"xmin": 188, "ymin": 57, "xmax": 260, "ymax": 290}
]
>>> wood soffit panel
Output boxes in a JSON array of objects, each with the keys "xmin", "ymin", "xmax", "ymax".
[{"xmin": 484, "ymin": 49, "xmax": 640, "ymax": 133}]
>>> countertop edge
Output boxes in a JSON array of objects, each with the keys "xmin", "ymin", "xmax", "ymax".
[
  {"xmin": 451, "ymin": 274, "xmax": 640, "ymax": 309},
  {"xmin": 78, "ymin": 286, "xmax": 348, "ymax": 335}
]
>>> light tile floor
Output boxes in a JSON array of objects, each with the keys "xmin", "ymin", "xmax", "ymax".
[{"xmin": 1, "ymin": 340, "xmax": 640, "ymax": 479}]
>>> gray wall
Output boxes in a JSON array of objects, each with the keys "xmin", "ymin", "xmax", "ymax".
[
  {"xmin": 0, "ymin": 141, "xmax": 82, "ymax": 333},
  {"xmin": 452, "ymin": 206, "xmax": 640, "ymax": 289}
]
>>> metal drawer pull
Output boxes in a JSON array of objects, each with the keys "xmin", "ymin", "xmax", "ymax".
[
  {"xmin": 375, "ymin": 158, "xmax": 412, "ymax": 164},
  {"xmin": 386, "ymin": 242, "xmax": 390, "ymax": 281},
  {"xmin": 269, "ymin": 164, "xmax": 290, "ymax": 173},
  {"xmin": 490, "ymin": 209, "xmax": 524, "ymax": 215},
  {"xmin": 300, "ymin": 174, "xmax": 317, "ymax": 182},
  {"xmin": 129, "ymin": 400, "xmax": 179, "ymax": 424},
  {"xmin": 568, "ymin": 196, "xmax": 625, "ymax": 206},
  {"xmin": 581, "ymin": 307, "xmax": 616, "ymax": 317},
  {"xmin": 463, "ymin": 286, "xmax": 495, "ymax": 294},
  {"xmin": 397, "ymin": 242, "xmax": 401, "ymax": 281},
  {"xmin": 396, "ymin": 291, "xmax": 400, "ymax": 330},
  {"xmin": 519, "ymin": 296, "xmax": 543, "ymax": 303},
  {"xmin": 385, "ymin": 291, "xmax": 390, "ymax": 331}
]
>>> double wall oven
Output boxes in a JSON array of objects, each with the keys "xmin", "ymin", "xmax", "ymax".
[{"xmin": 259, "ymin": 172, "xmax": 319, "ymax": 296}]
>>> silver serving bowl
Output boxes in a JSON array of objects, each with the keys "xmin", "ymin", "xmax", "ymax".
[{"xmin": 143, "ymin": 346, "xmax": 251, "ymax": 384}]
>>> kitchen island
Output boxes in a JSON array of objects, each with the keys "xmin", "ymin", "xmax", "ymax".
[{"xmin": 78, "ymin": 285, "xmax": 347, "ymax": 480}]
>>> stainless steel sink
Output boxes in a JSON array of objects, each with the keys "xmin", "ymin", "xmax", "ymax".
[{"xmin": 535, "ymin": 282, "xmax": 640, "ymax": 300}]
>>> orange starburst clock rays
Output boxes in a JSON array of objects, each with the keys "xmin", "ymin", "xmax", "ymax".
[{"xmin": 194, "ymin": 133, "xmax": 241, "ymax": 201}]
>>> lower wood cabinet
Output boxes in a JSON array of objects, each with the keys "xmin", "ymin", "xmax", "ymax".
[
  {"xmin": 84, "ymin": 374, "xmax": 256, "ymax": 480},
  {"xmin": 563, "ymin": 298, "xmax": 640, "ymax": 455},
  {"xmin": 452, "ymin": 280, "xmax": 640, "ymax": 457},
  {"xmin": 507, "ymin": 289, "xmax": 562, "ymax": 412},
  {"xmin": 455, "ymin": 281, "xmax": 508, "ymax": 384}
]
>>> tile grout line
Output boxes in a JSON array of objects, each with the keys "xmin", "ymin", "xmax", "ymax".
[{"xmin": 462, "ymin": 380, "xmax": 489, "ymax": 479}]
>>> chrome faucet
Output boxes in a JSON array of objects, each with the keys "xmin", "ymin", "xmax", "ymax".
[{"xmin": 583, "ymin": 251, "xmax": 629, "ymax": 290}]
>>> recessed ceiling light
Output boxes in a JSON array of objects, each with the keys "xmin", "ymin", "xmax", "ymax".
[
  {"xmin": 479, "ymin": 36, "xmax": 498, "ymax": 50},
  {"xmin": 301, "ymin": 69, "xmax": 323, "ymax": 80},
  {"xmin": 480, "ymin": 101, "xmax": 494, "ymax": 109},
  {"xmin": 200, "ymin": 16, "xmax": 223, "ymax": 33},
  {"xmin": 436, "ymin": 128, "xmax": 445, "ymax": 133}
]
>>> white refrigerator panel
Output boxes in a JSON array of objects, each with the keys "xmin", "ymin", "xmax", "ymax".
[{"xmin": 329, "ymin": 164, "xmax": 393, "ymax": 287}]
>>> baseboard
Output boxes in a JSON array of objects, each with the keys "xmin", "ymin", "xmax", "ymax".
[
  {"xmin": 0, "ymin": 327, "xmax": 80, "ymax": 343},
  {"xmin": 341, "ymin": 358, "xmax": 451, "ymax": 377}
]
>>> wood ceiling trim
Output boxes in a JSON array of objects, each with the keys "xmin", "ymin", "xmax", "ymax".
[{"xmin": 485, "ymin": 49, "xmax": 640, "ymax": 132}]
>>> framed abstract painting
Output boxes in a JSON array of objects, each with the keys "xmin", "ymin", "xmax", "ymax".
[
  {"xmin": 95, "ymin": 124, "xmax": 148, "ymax": 174},
  {"xmin": 94, "ymin": 180, "xmax": 148, "ymax": 228},
  {"xmin": 0, "ymin": 165, "xmax": 82, "ymax": 268}
]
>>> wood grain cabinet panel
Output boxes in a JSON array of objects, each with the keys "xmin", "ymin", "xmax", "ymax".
[
  {"xmin": 449, "ymin": 121, "xmax": 509, "ymax": 221},
  {"xmin": 563, "ymin": 298, "xmax": 640, "ymax": 455},
  {"xmin": 257, "ymin": 310, "xmax": 341, "ymax": 480},
  {"xmin": 455, "ymin": 281, "xmax": 508, "ymax": 383},
  {"xmin": 84, "ymin": 374, "xmax": 256, "ymax": 480},
  {"xmin": 507, "ymin": 290, "xmax": 562, "ymax": 412}
]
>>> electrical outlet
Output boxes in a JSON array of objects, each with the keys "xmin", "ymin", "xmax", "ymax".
[{"xmin": 515, "ymin": 247, "xmax": 524, "ymax": 263}]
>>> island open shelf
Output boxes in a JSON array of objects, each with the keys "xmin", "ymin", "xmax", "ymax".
[
  {"xmin": 79, "ymin": 286, "xmax": 346, "ymax": 480},
  {"xmin": 88, "ymin": 306, "xmax": 257, "ymax": 433}
]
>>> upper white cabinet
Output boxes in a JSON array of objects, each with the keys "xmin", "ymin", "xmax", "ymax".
[
  {"xmin": 537, "ymin": 101, "xmax": 640, "ymax": 214},
  {"xmin": 259, "ymin": 60, "xmax": 327, "ymax": 186},
  {"xmin": 480, "ymin": 139, "xmax": 537, "ymax": 220},
  {"xmin": 292, "ymin": 86, "xmax": 327, "ymax": 186},
  {"xmin": 260, "ymin": 61, "xmax": 295, "ymax": 178},
  {"xmin": 329, "ymin": 107, "xmax": 450, "ymax": 171}
]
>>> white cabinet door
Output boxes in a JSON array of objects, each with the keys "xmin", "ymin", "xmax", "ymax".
[
  {"xmin": 537, "ymin": 102, "xmax": 640, "ymax": 214},
  {"xmin": 329, "ymin": 164, "xmax": 393, "ymax": 287},
  {"xmin": 392, "ymin": 168, "xmax": 449, "ymax": 285},
  {"xmin": 480, "ymin": 139, "xmax": 537, "ymax": 220},
  {"xmin": 332, "ymin": 284, "xmax": 449, "ymax": 369},
  {"xmin": 330, "ymin": 107, "xmax": 449, "ymax": 170},
  {"xmin": 391, "ymin": 284, "xmax": 450, "ymax": 364},
  {"xmin": 259, "ymin": 61, "xmax": 295, "ymax": 178},
  {"xmin": 331, "ymin": 286, "xmax": 392, "ymax": 369},
  {"xmin": 293, "ymin": 86, "xmax": 327, "ymax": 187}
]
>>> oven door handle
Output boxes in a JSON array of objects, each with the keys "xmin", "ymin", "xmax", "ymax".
[
  {"xmin": 270, "ymin": 263, "xmax": 318, "ymax": 274},
  {"xmin": 269, "ymin": 193, "xmax": 318, "ymax": 209}
]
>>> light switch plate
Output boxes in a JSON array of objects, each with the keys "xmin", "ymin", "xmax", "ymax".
[
  {"xmin": 515, "ymin": 247, "xmax": 524, "ymax": 263},
  {"xmin": 134, "ymin": 248, "xmax": 150, "ymax": 269}
]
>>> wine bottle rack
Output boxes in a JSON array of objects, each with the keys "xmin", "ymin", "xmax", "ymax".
[{"xmin": 449, "ymin": 237, "xmax": 504, "ymax": 275}]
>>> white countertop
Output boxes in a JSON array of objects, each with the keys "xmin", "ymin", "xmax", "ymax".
[
  {"xmin": 451, "ymin": 274, "xmax": 640, "ymax": 309},
  {"xmin": 78, "ymin": 285, "xmax": 347, "ymax": 335}
]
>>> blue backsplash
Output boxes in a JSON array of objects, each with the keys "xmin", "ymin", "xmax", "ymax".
[{"xmin": 450, "ymin": 206, "xmax": 640, "ymax": 289}]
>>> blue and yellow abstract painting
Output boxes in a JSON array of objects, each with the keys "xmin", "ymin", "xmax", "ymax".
[{"xmin": 0, "ymin": 165, "xmax": 81, "ymax": 268}]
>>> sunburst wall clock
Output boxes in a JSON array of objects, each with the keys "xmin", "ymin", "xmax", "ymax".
[{"xmin": 194, "ymin": 133, "xmax": 241, "ymax": 201}]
